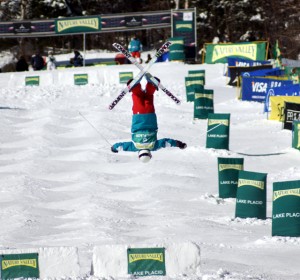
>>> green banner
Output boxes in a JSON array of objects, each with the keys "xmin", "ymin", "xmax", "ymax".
[
  {"xmin": 206, "ymin": 113, "xmax": 230, "ymax": 150},
  {"xmin": 1, "ymin": 253, "xmax": 39, "ymax": 279},
  {"xmin": 188, "ymin": 70, "xmax": 205, "ymax": 85},
  {"xmin": 74, "ymin": 73, "xmax": 88, "ymax": 85},
  {"xmin": 169, "ymin": 37, "xmax": 185, "ymax": 61},
  {"xmin": 119, "ymin": 72, "xmax": 133, "ymax": 83},
  {"xmin": 194, "ymin": 89, "xmax": 214, "ymax": 119},
  {"xmin": 205, "ymin": 42, "xmax": 268, "ymax": 64},
  {"xmin": 25, "ymin": 76, "xmax": 40, "ymax": 86},
  {"xmin": 127, "ymin": 247, "xmax": 166, "ymax": 277},
  {"xmin": 55, "ymin": 16, "xmax": 101, "ymax": 34},
  {"xmin": 235, "ymin": 170, "xmax": 267, "ymax": 219},
  {"xmin": 218, "ymin": 157, "xmax": 244, "ymax": 198},
  {"xmin": 292, "ymin": 121, "xmax": 300, "ymax": 150},
  {"xmin": 272, "ymin": 180, "xmax": 300, "ymax": 236},
  {"xmin": 185, "ymin": 76, "xmax": 204, "ymax": 102}
]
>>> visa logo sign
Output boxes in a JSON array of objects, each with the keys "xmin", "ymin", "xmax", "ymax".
[{"xmin": 252, "ymin": 82, "xmax": 267, "ymax": 93}]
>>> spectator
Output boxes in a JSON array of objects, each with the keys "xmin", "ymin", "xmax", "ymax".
[
  {"xmin": 16, "ymin": 55, "xmax": 29, "ymax": 72},
  {"xmin": 128, "ymin": 36, "xmax": 143, "ymax": 61},
  {"xmin": 31, "ymin": 52, "xmax": 45, "ymax": 71},
  {"xmin": 46, "ymin": 51, "xmax": 56, "ymax": 70},
  {"xmin": 71, "ymin": 50, "xmax": 83, "ymax": 67}
]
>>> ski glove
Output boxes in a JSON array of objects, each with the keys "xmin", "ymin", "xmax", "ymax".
[
  {"xmin": 176, "ymin": 140, "xmax": 187, "ymax": 149},
  {"xmin": 111, "ymin": 146, "xmax": 118, "ymax": 153}
]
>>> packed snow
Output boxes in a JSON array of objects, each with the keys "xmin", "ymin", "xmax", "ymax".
[{"xmin": 0, "ymin": 50, "xmax": 299, "ymax": 280}]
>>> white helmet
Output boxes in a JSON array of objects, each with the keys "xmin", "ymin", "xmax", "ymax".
[{"xmin": 138, "ymin": 149, "xmax": 152, "ymax": 163}]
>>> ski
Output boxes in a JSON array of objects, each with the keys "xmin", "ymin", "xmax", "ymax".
[
  {"xmin": 113, "ymin": 43, "xmax": 181, "ymax": 105},
  {"xmin": 108, "ymin": 41, "xmax": 172, "ymax": 110}
]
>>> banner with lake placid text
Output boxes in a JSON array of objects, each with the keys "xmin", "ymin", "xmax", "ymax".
[
  {"xmin": 205, "ymin": 42, "xmax": 268, "ymax": 64},
  {"xmin": 127, "ymin": 247, "xmax": 166, "ymax": 277},
  {"xmin": 218, "ymin": 157, "xmax": 244, "ymax": 198},
  {"xmin": 206, "ymin": 113, "xmax": 230, "ymax": 150},
  {"xmin": 272, "ymin": 180, "xmax": 300, "ymax": 237},
  {"xmin": 235, "ymin": 171, "xmax": 267, "ymax": 219}
]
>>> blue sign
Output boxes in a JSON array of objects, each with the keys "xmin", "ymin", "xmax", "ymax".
[
  {"xmin": 227, "ymin": 57, "xmax": 271, "ymax": 67},
  {"xmin": 241, "ymin": 67, "xmax": 284, "ymax": 78},
  {"xmin": 264, "ymin": 84, "xmax": 300, "ymax": 112},
  {"xmin": 241, "ymin": 77, "xmax": 294, "ymax": 102}
]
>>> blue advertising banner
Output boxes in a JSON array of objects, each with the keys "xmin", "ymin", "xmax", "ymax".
[
  {"xmin": 241, "ymin": 77, "xmax": 294, "ymax": 102},
  {"xmin": 264, "ymin": 84, "xmax": 300, "ymax": 112},
  {"xmin": 241, "ymin": 68, "xmax": 284, "ymax": 78},
  {"xmin": 227, "ymin": 57, "xmax": 271, "ymax": 67}
]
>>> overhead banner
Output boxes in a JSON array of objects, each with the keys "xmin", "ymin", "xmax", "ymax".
[
  {"xmin": 241, "ymin": 77, "xmax": 294, "ymax": 102},
  {"xmin": 55, "ymin": 16, "xmax": 101, "ymax": 34},
  {"xmin": 205, "ymin": 42, "xmax": 268, "ymax": 64},
  {"xmin": 125, "ymin": 16, "xmax": 143, "ymax": 27},
  {"xmin": 206, "ymin": 113, "xmax": 230, "ymax": 150},
  {"xmin": 283, "ymin": 102, "xmax": 300, "ymax": 130},
  {"xmin": 272, "ymin": 180, "xmax": 300, "ymax": 237},
  {"xmin": 218, "ymin": 157, "xmax": 244, "ymax": 198},
  {"xmin": 235, "ymin": 170, "xmax": 267, "ymax": 219},
  {"xmin": 269, "ymin": 96, "xmax": 300, "ymax": 121},
  {"xmin": 13, "ymin": 22, "xmax": 32, "ymax": 33},
  {"xmin": 0, "ymin": 253, "xmax": 39, "ymax": 280},
  {"xmin": 127, "ymin": 248, "xmax": 166, "ymax": 277},
  {"xmin": 194, "ymin": 89, "xmax": 214, "ymax": 119}
]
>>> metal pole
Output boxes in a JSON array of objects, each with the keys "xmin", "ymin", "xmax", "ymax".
[
  {"xmin": 194, "ymin": 7, "xmax": 197, "ymax": 62},
  {"xmin": 83, "ymin": 33, "xmax": 86, "ymax": 66}
]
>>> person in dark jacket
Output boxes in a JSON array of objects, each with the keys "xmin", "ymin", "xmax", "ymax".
[
  {"xmin": 72, "ymin": 50, "xmax": 83, "ymax": 67},
  {"xmin": 31, "ymin": 52, "xmax": 45, "ymax": 71},
  {"xmin": 111, "ymin": 74, "xmax": 187, "ymax": 163},
  {"xmin": 16, "ymin": 56, "xmax": 29, "ymax": 72}
]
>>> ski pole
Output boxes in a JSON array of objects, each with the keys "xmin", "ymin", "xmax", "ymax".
[{"xmin": 78, "ymin": 111, "xmax": 112, "ymax": 146}]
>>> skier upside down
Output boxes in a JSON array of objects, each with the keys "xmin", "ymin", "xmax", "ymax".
[{"xmin": 111, "ymin": 74, "xmax": 187, "ymax": 163}]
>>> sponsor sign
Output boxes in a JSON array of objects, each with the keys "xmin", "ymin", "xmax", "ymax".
[
  {"xmin": 283, "ymin": 102, "xmax": 300, "ymax": 130},
  {"xmin": 119, "ymin": 72, "xmax": 133, "ymax": 84},
  {"xmin": 127, "ymin": 248, "xmax": 166, "ymax": 277},
  {"xmin": 188, "ymin": 70, "xmax": 205, "ymax": 85},
  {"xmin": 1, "ymin": 253, "xmax": 39, "ymax": 279},
  {"xmin": 227, "ymin": 57, "xmax": 271, "ymax": 67},
  {"xmin": 206, "ymin": 113, "xmax": 230, "ymax": 150},
  {"xmin": 218, "ymin": 157, "xmax": 244, "ymax": 198},
  {"xmin": 292, "ymin": 121, "xmax": 300, "ymax": 150},
  {"xmin": 269, "ymin": 96, "xmax": 300, "ymax": 121},
  {"xmin": 13, "ymin": 22, "xmax": 31, "ymax": 33},
  {"xmin": 74, "ymin": 74, "xmax": 88, "ymax": 85},
  {"xmin": 205, "ymin": 42, "xmax": 268, "ymax": 64},
  {"xmin": 235, "ymin": 171, "xmax": 267, "ymax": 219},
  {"xmin": 55, "ymin": 16, "xmax": 101, "ymax": 34},
  {"xmin": 125, "ymin": 16, "xmax": 143, "ymax": 27},
  {"xmin": 175, "ymin": 21, "xmax": 193, "ymax": 32},
  {"xmin": 194, "ymin": 89, "xmax": 214, "ymax": 119},
  {"xmin": 228, "ymin": 64, "xmax": 273, "ymax": 87},
  {"xmin": 25, "ymin": 76, "xmax": 40, "ymax": 86},
  {"xmin": 185, "ymin": 76, "xmax": 204, "ymax": 102},
  {"xmin": 169, "ymin": 37, "xmax": 185, "ymax": 61},
  {"xmin": 241, "ymin": 77, "xmax": 293, "ymax": 102},
  {"xmin": 272, "ymin": 180, "xmax": 300, "ymax": 236}
]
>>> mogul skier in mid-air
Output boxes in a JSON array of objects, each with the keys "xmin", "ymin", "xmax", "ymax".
[{"xmin": 111, "ymin": 74, "xmax": 187, "ymax": 163}]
